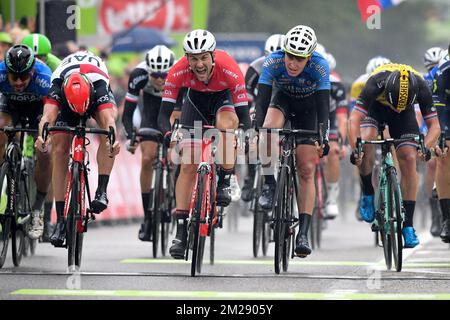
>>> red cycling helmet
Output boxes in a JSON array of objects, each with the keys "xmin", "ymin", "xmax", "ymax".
[{"xmin": 63, "ymin": 72, "xmax": 94, "ymax": 115}]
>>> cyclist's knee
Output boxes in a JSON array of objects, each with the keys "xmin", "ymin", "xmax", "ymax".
[
  {"xmin": 297, "ymin": 162, "xmax": 315, "ymax": 181},
  {"xmin": 216, "ymin": 111, "xmax": 238, "ymax": 130}
]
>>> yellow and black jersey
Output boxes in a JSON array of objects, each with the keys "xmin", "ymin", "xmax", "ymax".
[{"xmin": 354, "ymin": 63, "xmax": 437, "ymax": 121}]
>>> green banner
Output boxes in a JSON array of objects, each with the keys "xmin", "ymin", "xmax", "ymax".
[
  {"xmin": 0, "ymin": 0, "xmax": 37, "ymax": 25},
  {"xmin": 191, "ymin": 0, "xmax": 209, "ymax": 30}
]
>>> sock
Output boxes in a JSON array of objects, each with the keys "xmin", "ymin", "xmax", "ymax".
[
  {"xmin": 44, "ymin": 201, "xmax": 53, "ymax": 223},
  {"xmin": 32, "ymin": 190, "xmax": 47, "ymax": 211},
  {"xmin": 327, "ymin": 182, "xmax": 339, "ymax": 202},
  {"xmin": 360, "ymin": 173, "xmax": 374, "ymax": 195},
  {"xmin": 55, "ymin": 201, "xmax": 65, "ymax": 223},
  {"xmin": 175, "ymin": 209, "xmax": 189, "ymax": 219},
  {"xmin": 97, "ymin": 175, "xmax": 110, "ymax": 194},
  {"xmin": 298, "ymin": 213, "xmax": 311, "ymax": 236},
  {"xmin": 439, "ymin": 199, "xmax": 450, "ymax": 221},
  {"xmin": 403, "ymin": 200, "xmax": 416, "ymax": 227},
  {"xmin": 218, "ymin": 167, "xmax": 233, "ymax": 185},
  {"xmin": 429, "ymin": 197, "xmax": 440, "ymax": 215},
  {"xmin": 264, "ymin": 174, "xmax": 276, "ymax": 185}
]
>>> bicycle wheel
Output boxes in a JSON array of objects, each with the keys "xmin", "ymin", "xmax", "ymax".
[
  {"xmin": 161, "ymin": 168, "xmax": 172, "ymax": 257},
  {"xmin": 252, "ymin": 171, "xmax": 263, "ymax": 258},
  {"xmin": 387, "ymin": 169, "xmax": 403, "ymax": 272},
  {"xmin": 190, "ymin": 171, "xmax": 206, "ymax": 277},
  {"xmin": 0, "ymin": 163, "xmax": 11, "ymax": 268},
  {"xmin": 19, "ymin": 172, "xmax": 36, "ymax": 257},
  {"xmin": 196, "ymin": 235, "xmax": 206, "ymax": 273},
  {"xmin": 152, "ymin": 167, "xmax": 163, "ymax": 258},
  {"xmin": 376, "ymin": 185, "xmax": 392, "ymax": 270},
  {"xmin": 262, "ymin": 211, "xmax": 271, "ymax": 256},
  {"xmin": 274, "ymin": 166, "xmax": 286, "ymax": 275},
  {"xmin": 11, "ymin": 225, "xmax": 25, "ymax": 267},
  {"xmin": 67, "ymin": 163, "xmax": 81, "ymax": 268},
  {"xmin": 210, "ymin": 225, "xmax": 215, "ymax": 265},
  {"xmin": 282, "ymin": 173, "xmax": 294, "ymax": 272}
]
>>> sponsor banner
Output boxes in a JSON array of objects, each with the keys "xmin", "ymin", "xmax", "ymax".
[
  {"xmin": 99, "ymin": 0, "xmax": 191, "ymax": 34},
  {"xmin": 216, "ymin": 39, "xmax": 265, "ymax": 64}
]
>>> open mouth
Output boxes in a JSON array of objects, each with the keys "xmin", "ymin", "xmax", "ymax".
[{"xmin": 195, "ymin": 68, "xmax": 208, "ymax": 76}]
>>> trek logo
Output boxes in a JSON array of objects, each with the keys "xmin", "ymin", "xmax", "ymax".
[
  {"xmin": 222, "ymin": 68, "xmax": 238, "ymax": 79},
  {"xmin": 397, "ymin": 69, "xmax": 409, "ymax": 111}
]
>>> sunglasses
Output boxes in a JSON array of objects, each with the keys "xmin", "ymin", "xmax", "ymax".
[
  {"xmin": 285, "ymin": 51, "xmax": 309, "ymax": 61},
  {"xmin": 9, "ymin": 73, "xmax": 31, "ymax": 81},
  {"xmin": 150, "ymin": 72, "xmax": 168, "ymax": 79}
]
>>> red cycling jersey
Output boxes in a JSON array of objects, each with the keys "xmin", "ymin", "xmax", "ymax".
[{"xmin": 162, "ymin": 49, "xmax": 248, "ymax": 108}]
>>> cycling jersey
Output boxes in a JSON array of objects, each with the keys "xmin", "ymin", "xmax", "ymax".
[
  {"xmin": 158, "ymin": 49, "xmax": 249, "ymax": 134},
  {"xmin": 329, "ymin": 73, "xmax": 348, "ymax": 141},
  {"xmin": 245, "ymin": 56, "xmax": 265, "ymax": 104},
  {"xmin": 0, "ymin": 59, "xmax": 52, "ymax": 127},
  {"xmin": 355, "ymin": 63, "xmax": 436, "ymax": 120},
  {"xmin": 45, "ymin": 53, "xmax": 62, "ymax": 72},
  {"xmin": 433, "ymin": 54, "xmax": 450, "ymax": 138},
  {"xmin": 47, "ymin": 52, "xmax": 115, "ymax": 124},
  {"xmin": 255, "ymin": 50, "xmax": 330, "ymax": 139},
  {"xmin": 122, "ymin": 61, "xmax": 184, "ymax": 140}
]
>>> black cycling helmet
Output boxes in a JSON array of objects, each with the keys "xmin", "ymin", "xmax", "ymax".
[
  {"xmin": 384, "ymin": 69, "xmax": 419, "ymax": 112},
  {"xmin": 5, "ymin": 44, "xmax": 35, "ymax": 75}
]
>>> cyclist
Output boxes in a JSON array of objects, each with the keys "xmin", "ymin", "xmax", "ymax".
[
  {"xmin": 242, "ymin": 33, "xmax": 285, "ymax": 201},
  {"xmin": 157, "ymin": 29, "xmax": 251, "ymax": 259},
  {"xmin": 122, "ymin": 45, "xmax": 178, "ymax": 242},
  {"xmin": 22, "ymin": 33, "xmax": 61, "ymax": 72},
  {"xmin": 349, "ymin": 56, "xmax": 391, "ymax": 220},
  {"xmin": 322, "ymin": 51, "xmax": 348, "ymax": 219},
  {"xmin": 256, "ymin": 25, "xmax": 330, "ymax": 257},
  {"xmin": 433, "ymin": 46, "xmax": 450, "ymax": 243},
  {"xmin": 348, "ymin": 63, "xmax": 442, "ymax": 248},
  {"xmin": 0, "ymin": 44, "xmax": 53, "ymax": 239},
  {"xmin": 36, "ymin": 50, "xmax": 120, "ymax": 247},
  {"xmin": 22, "ymin": 33, "xmax": 62, "ymax": 242},
  {"xmin": 422, "ymin": 47, "xmax": 446, "ymax": 236}
]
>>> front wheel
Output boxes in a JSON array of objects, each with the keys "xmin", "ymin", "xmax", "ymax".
[
  {"xmin": 0, "ymin": 162, "xmax": 11, "ymax": 268},
  {"xmin": 387, "ymin": 169, "xmax": 403, "ymax": 272},
  {"xmin": 67, "ymin": 163, "xmax": 83, "ymax": 269}
]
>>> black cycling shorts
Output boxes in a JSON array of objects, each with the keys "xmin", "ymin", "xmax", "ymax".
[{"xmin": 269, "ymin": 88, "xmax": 319, "ymax": 145}]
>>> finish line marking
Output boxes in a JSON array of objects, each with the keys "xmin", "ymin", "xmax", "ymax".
[{"xmin": 10, "ymin": 289, "xmax": 450, "ymax": 300}]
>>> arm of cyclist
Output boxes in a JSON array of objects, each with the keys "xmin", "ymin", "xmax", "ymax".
[
  {"xmin": 255, "ymin": 83, "xmax": 272, "ymax": 128},
  {"xmin": 314, "ymin": 89, "xmax": 331, "ymax": 157},
  {"xmin": 432, "ymin": 72, "xmax": 449, "ymax": 157}
]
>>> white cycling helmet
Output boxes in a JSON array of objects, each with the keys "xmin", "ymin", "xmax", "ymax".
[
  {"xmin": 145, "ymin": 45, "xmax": 175, "ymax": 73},
  {"xmin": 183, "ymin": 29, "xmax": 216, "ymax": 54},
  {"xmin": 326, "ymin": 52, "xmax": 336, "ymax": 71},
  {"xmin": 283, "ymin": 25, "xmax": 317, "ymax": 57},
  {"xmin": 423, "ymin": 47, "xmax": 444, "ymax": 71},
  {"xmin": 315, "ymin": 43, "xmax": 327, "ymax": 57},
  {"xmin": 365, "ymin": 56, "xmax": 391, "ymax": 74},
  {"xmin": 264, "ymin": 34, "xmax": 286, "ymax": 55}
]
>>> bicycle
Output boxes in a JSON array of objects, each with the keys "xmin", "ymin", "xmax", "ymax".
[
  {"xmin": 0, "ymin": 126, "xmax": 38, "ymax": 268},
  {"xmin": 130, "ymin": 127, "xmax": 174, "ymax": 258},
  {"xmin": 355, "ymin": 128, "xmax": 429, "ymax": 272},
  {"xmin": 310, "ymin": 158, "xmax": 327, "ymax": 250},
  {"xmin": 42, "ymin": 119, "xmax": 115, "ymax": 269},
  {"xmin": 173, "ymin": 124, "xmax": 229, "ymax": 277},
  {"xmin": 262, "ymin": 128, "xmax": 319, "ymax": 274}
]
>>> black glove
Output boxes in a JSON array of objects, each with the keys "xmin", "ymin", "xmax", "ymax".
[
  {"xmin": 163, "ymin": 131, "xmax": 172, "ymax": 148},
  {"xmin": 350, "ymin": 149, "xmax": 359, "ymax": 165}
]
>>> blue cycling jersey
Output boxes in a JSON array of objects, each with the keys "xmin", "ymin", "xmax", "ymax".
[
  {"xmin": 424, "ymin": 66, "xmax": 439, "ymax": 91},
  {"xmin": 258, "ymin": 50, "xmax": 330, "ymax": 99},
  {"xmin": 0, "ymin": 59, "xmax": 52, "ymax": 103}
]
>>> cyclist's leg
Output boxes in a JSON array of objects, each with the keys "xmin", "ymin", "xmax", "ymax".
[
  {"xmin": 391, "ymin": 109, "xmax": 421, "ymax": 247},
  {"xmin": 49, "ymin": 128, "xmax": 71, "ymax": 246},
  {"xmin": 436, "ymin": 110, "xmax": 450, "ymax": 242},
  {"xmin": 215, "ymin": 105, "xmax": 239, "ymax": 207},
  {"xmin": 138, "ymin": 140, "xmax": 158, "ymax": 241},
  {"xmin": 323, "ymin": 109, "xmax": 340, "ymax": 218},
  {"xmin": 91, "ymin": 92, "xmax": 118, "ymax": 213}
]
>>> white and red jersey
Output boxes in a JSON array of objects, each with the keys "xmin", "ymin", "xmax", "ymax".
[
  {"xmin": 51, "ymin": 51, "xmax": 110, "ymax": 85},
  {"xmin": 162, "ymin": 49, "xmax": 248, "ymax": 108}
]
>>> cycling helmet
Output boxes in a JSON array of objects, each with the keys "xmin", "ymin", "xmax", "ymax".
[
  {"xmin": 283, "ymin": 25, "xmax": 317, "ymax": 57},
  {"xmin": 384, "ymin": 69, "xmax": 418, "ymax": 112},
  {"xmin": 22, "ymin": 33, "xmax": 52, "ymax": 56},
  {"xmin": 145, "ymin": 45, "xmax": 175, "ymax": 73},
  {"xmin": 183, "ymin": 29, "xmax": 216, "ymax": 54},
  {"xmin": 326, "ymin": 52, "xmax": 336, "ymax": 71},
  {"xmin": 423, "ymin": 47, "xmax": 444, "ymax": 71},
  {"xmin": 366, "ymin": 56, "xmax": 391, "ymax": 74},
  {"xmin": 264, "ymin": 34, "xmax": 286, "ymax": 55},
  {"xmin": 5, "ymin": 45, "xmax": 35, "ymax": 75},
  {"xmin": 63, "ymin": 72, "xmax": 94, "ymax": 115},
  {"xmin": 315, "ymin": 43, "xmax": 327, "ymax": 57}
]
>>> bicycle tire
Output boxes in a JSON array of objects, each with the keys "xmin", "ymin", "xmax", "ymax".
[
  {"xmin": 19, "ymin": 171, "xmax": 35, "ymax": 257},
  {"xmin": 161, "ymin": 167, "xmax": 173, "ymax": 257},
  {"xmin": 252, "ymin": 171, "xmax": 263, "ymax": 258},
  {"xmin": 0, "ymin": 162, "xmax": 11, "ymax": 268},
  {"xmin": 274, "ymin": 166, "xmax": 286, "ymax": 275},
  {"xmin": 282, "ymin": 172, "xmax": 294, "ymax": 272},
  {"xmin": 152, "ymin": 166, "xmax": 163, "ymax": 258},
  {"xmin": 197, "ymin": 235, "xmax": 206, "ymax": 273},
  {"xmin": 210, "ymin": 225, "xmax": 215, "ymax": 265},
  {"xmin": 11, "ymin": 226, "xmax": 24, "ymax": 266},
  {"xmin": 262, "ymin": 211, "xmax": 271, "ymax": 256},
  {"xmin": 377, "ymin": 182, "xmax": 392, "ymax": 270},
  {"xmin": 190, "ymin": 171, "xmax": 206, "ymax": 277},
  {"xmin": 387, "ymin": 169, "xmax": 403, "ymax": 272},
  {"xmin": 67, "ymin": 163, "xmax": 80, "ymax": 268}
]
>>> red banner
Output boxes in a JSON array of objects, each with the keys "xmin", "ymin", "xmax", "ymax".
[{"xmin": 99, "ymin": 0, "xmax": 191, "ymax": 34}]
